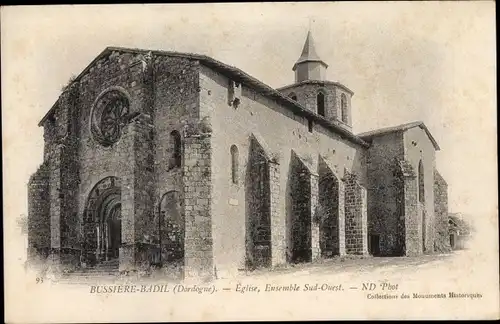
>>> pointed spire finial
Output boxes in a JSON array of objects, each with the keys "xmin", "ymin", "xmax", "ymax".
[
  {"xmin": 292, "ymin": 25, "xmax": 329, "ymax": 81},
  {"xmin": 294, "ymin": 28, "xmax": 324, "ymax": 67},
  {"xmin": 309, "ymin": 17, "xmax": 315, "ymax": 34}
]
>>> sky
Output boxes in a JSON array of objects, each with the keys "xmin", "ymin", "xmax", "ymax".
[{"xmin": 2, "ymin": 3, "xmax": 497, "ymax": 221}]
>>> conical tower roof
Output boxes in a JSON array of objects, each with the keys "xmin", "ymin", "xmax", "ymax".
[{"xmin": 293, "ymin": 31, "xmax": 328, "ymax": 71}]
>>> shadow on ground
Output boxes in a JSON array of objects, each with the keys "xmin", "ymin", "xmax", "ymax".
[{"xmin": 244, "ymin": 252, "xmax": 457, "ymax": 280}]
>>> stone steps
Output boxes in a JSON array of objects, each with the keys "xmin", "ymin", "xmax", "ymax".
[{"xmin": 64, "ymin": 259, "xmax": 120, "ymax": 277}]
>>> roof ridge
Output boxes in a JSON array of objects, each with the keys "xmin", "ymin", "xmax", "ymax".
[
  {"xmin": 276, "ymin": 80, "xmax": 354, "ymax": 95},
  {"xmin": 357, "ymin": 121, "xmax": 423, "ymax": 137},
  {"xmin": 38, "ymin": 46, "xmax": 369, "ymax": 148},
  {"xmin": 293, "ymin": 30, "xmax": 328, "ymax": 70},
  {"xmin": 357, "ymin": 120, "xmax": 440, "ymax": 150}
]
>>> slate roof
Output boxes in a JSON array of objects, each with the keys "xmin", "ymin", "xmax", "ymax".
[
  {"xmin": 276, "ymin": 80, "xmax": 354, "ymax": 95},
  {"xmin": 39, "ymin": 46, "xmax": 441, "ymax": 153},
  {"xmin": 38, "ymin": 46, "xmax": 369, "ymax": 147},
  {"xmin": 293, "ymin": 31, "xmax": 328, "ymax": 71},
  {"xmin": 357, "ymin": 121, "xmax": 440, "ymax": 150}
]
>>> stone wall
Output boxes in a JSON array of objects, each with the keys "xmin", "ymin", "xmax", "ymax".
[
  {"xmin": 200, "ymin": 65, "xmax": 366, "ymax": 275},
  {"xmin": 72, "ymin": 51, "xmax": 158, "ymax": 271},
  {"xmin": 344, "ymin": 171, "xmax": 368, "ymax": 255},
  {"xmin": 403, "ymin": 168, "xmax": 420, "ymax": 256},
  {"xmin": 29, "ymin": 46, "xmax": 449, "ymax": 280},
  {"xmin": 152, "ymin": 56, "xmax": 201, "ymax": 275},
  {"xmin": 393, "ymin": 159, "xmax": 420, "ymax": 256},
  {"xmin": 366, "ymin": 126, "xmax": 437, "ymax": 256},
  {"xmin": 310, "ymin": 172, "xmax": 320, "ymax": 261},
  {"xmin": 38, "ymin": 81, "xmax": 82, "ymax": 269},
  {"xmin": 278, "ymin": 82, "xmax": 353, "ymax": 130},
  {"xmin": 318, "ymin": 157, "xmax": 345, "ymax": 257},
  {"xmin": 246, "ymin": 138, "xmax": 272, "ymax": 269},
  {"xmin": 289, "ymin": 153, "xmax": 314, "ymax": 263},
  {"xmin": 27, "ymin": 164, "xmax": 50, "ymax": 261},
  {"xmin": 182, "ymin": 123, "xmax": 213, "ymax": 279},
  {"xmin": 119, "ymin": 114, "xmax": 156, "ymax": 272},
  {"xmin": 434, "ymin": 169, "xmax": 450, "ymax": 252},
  {"xmin": 30, "ymin": 50, "xmax": 203, "ymax": 276},
  {"xmin": 268, "ymin": 161, "xmax": 284, "ymax": 266},
  {"xmin": 403, "ymin": 127, "xmax": 437, "ymax": 254},
  {"xmin": 366, "ymin": 132, "xmax": 405, "ymax": 256},
  {"xmin": 75, "ymin": 50, "xmax": 158, "ymax": 270}
]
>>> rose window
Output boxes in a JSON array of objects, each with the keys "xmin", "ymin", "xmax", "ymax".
[{"xmin": 91, "ymin": 90, "xmax": 130, "ymax": 147}]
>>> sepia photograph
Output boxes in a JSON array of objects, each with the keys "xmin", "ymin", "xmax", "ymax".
[{"xmin": 2, "ymin": 2, "xmax": 498, "ymax": 322}]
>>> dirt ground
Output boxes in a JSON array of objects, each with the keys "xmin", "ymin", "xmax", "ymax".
[{"xmin": 244, "ymin": 252, "xmax": 456, "ymax": 280}]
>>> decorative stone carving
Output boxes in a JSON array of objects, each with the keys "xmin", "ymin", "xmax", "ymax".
[{"xmin": 90, "ymin": 90, "xmax": 130, "ymax": 147}]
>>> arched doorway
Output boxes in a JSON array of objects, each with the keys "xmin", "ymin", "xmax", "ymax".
[{"xmin": 83, "ymin": 177, "xmax": 122, "ymax": 265}]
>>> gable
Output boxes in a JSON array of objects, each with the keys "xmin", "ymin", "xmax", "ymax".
[
  {"xmin": 38, "ymin": 46, "xmax": 370, "ymax": 148},
  {"xmin": 358, "ymin": 121, "xmax": 440, "ymax": 151}
]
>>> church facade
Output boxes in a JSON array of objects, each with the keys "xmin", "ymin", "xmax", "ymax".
[{"xmin": 27, "ymin": 32, "xmax": 450, "ymax": 279}]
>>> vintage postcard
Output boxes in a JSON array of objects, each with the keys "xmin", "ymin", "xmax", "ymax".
[{"xmin": 2, "ymin": 2, "xmax": 498, "ymax": 322}]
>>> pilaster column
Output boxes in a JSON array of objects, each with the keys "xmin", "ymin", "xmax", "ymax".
[
  {"xmin": 27, "ymin": 164, "xmax": 50, "ymax": 263},
  {"xmin": 119, "ymin": 113, "xmax": 155, "ymax": 272},
  {"xmin": 310, "ymin": 173, "xmax": 320, "ymax": 261},
  {"xmin": 344, "ymin": 172, "xmax": 369, "ymax": 255},
  {"xmin": 337, "ymin": 179, "xmax": 346, "ymax": 256},
  {"xmin": 404, "ymin": 175, "xmax": 420, "ymax": 256},
  {"xmin": 269, "ymin": 161, "xmax": 285, "ymax": 266},
  {"xmin": 48, "ymin": 144, "xmax": 63, "ymax": 267},
  {"xmin": 182, "ymin": 119, "xmax": 214, "ymax": 280}
]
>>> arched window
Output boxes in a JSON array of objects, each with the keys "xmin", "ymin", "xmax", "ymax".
[
  {"xmin": 317, "ymin": 92, "xmax": 325, "ymax": 117},
  {"xmin": 341, "ymin": 94, "xmax": 348, "ymax": 123},
  {"xmin": 170, "ymin": 130, "xmax": 182, "ymax": 169},
  {"xmin": 230, "ymin": 145, "xmax": 239, "ymax": 184},
  {"xmin": 289, "ymin": 92, "xmax": 297, "ymax": 101},
  {"xmin": 418, "ymin": 160, "xmax": 425, "ymax": 203}
]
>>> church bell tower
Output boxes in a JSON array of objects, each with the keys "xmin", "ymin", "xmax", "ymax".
[{"xmin": 278, "ymin": 30, "xmax": 354, "ymax": 130}]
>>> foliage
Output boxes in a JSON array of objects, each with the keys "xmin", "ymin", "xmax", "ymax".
[{"xmin": 61, "ymin": 74, "xmax": 78, "ymax": 92}]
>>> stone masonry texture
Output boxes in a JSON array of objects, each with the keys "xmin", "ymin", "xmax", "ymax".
[
  {"xmin": 434, "ymin": 169, "xmax": 451, "ymax": 252},
  {"xmin": 344, "ymin": 171, "xmax": 369, "ymax": 255},
  {"xmin": 27, "ymin": 40, "xmax": 448, "ymax": 280}
]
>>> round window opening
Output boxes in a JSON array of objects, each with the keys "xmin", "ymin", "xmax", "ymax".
[{"xmin": 91, "ymin": 90, "xmax": 130, "ymax": 147}]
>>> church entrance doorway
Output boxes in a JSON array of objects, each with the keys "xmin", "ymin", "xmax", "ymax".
[
  {"xmin": 83, "ymin": 177, "xmax": 122, "ymax": 266},
  {"xmin": 99, "ymin": 199, "xmax": 121, "ymax": 261}
]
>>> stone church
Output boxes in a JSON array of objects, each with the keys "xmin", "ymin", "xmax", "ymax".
[{"xmin": 27, "ymin": 31, "xmax": 449, "ymax": 279}]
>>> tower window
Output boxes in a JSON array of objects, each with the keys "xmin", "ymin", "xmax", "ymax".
[
  {"xmin": 418, "ymin": 160, "xmax": 425, "ymax": 203},
  {"xmin": 170, "ymin": 130, "xmax": 182, "ymax": 169},
  {"xmin": 230, "ymin": 145, "xmax": 239, "ymax": 184},
  {"xmin": 317, "ymin": 92, "xmax": 325, "ymax": 117},
  {"xmin": 341, "ymin": 94, "xmax": 348, "ymax": 123},
  {"xmin": 308, "ymin": 119, "xmax": 313, "ymax": 133}
]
